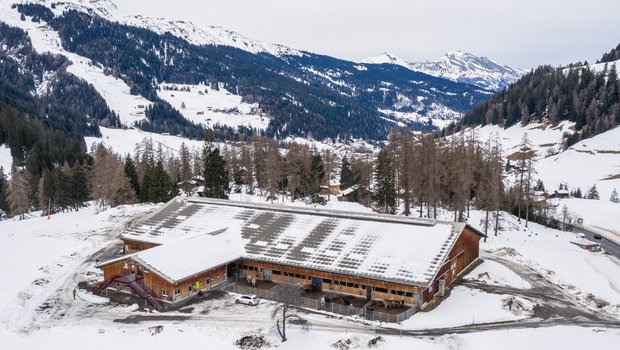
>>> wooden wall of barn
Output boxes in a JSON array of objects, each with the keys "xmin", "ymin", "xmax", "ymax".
[
  {"xmin": 237, "ymin": 260, "xmax": 425, "ymax": 306},
  {"xmin": 122, "ymin": 239, "xmax": 159, "ymax": 254},
  {"xmin": 99, "ymin": 259, "xmax": 227, "ymax": 303},
  {"xmin": 422, "ymin": 226, "xmax": 481, "ymax": 305}
]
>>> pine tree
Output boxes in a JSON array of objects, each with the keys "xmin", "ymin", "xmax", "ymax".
[
  {"xmin": 339, "ymin": 156, "xmax": 354, "ymax": 190},
  {"xmin": 203, "ymin": 147, "xmax": 229, "ymax": 199},
  {"xmin": 308, "ymin": 153, "xmax": 325, "ymax": 196},
  {"xmin": 587, "ymin": 184, "xmax": 600, "ymax": 200},
  {"xmin": 610, "ymin": 188, "xmax": 619, "ymax": 203},
  {"xmin": 69, "ymin": 162, "xmax": 89, "ymax": 210},
  {"xmin": 142, "ymin": 160, "xmax": 178, "ymax": 203},
  {"xmin": 373, "ymin": 149, "xmax": 396, "ymax": 214},
  {"xmin": 179, "ymin": 142, "xmax": 193, "ymax": 196},
  {"xmin": 124, "ymin": 156, "xmax": 141, "ymax": 199}
]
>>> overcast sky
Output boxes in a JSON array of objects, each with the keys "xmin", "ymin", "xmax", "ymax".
[{"xmin": 113, "ymin": 0, "xmax": 620, "ymax": 69}]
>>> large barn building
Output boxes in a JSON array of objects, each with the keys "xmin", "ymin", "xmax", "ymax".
[{"xmin": 95, "ymin": 197, "xmax": 483, "ymax": 315}]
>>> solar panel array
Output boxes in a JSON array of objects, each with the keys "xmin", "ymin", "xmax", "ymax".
[{"xmin": 120, "ymin": 198, "xmax": 464, "ymax": 286}]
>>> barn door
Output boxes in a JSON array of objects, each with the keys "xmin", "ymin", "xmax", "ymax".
[
  {"xmin": 366, "ymin": 286, "xmax": 373, "ymax": 301},
  {"xmin": 311, "ymin": 277, "xmax": 322, "ymax": 291},
  {"xmin": 264, "ymin": 269, "xmax": 272, "ymax": 282}
]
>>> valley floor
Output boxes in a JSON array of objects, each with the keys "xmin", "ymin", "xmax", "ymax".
[{"xmin": 1, "ymin": 200, "xmax": 619, "ymax": 349}]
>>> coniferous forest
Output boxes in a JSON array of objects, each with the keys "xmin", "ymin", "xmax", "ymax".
[{"xmin": 445, "ymin": 63, "xmax": 620, "ymax": 148}]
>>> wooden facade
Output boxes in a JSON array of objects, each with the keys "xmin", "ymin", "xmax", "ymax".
[
  {"xmin": 99, "ymin": 253, "xmax": 228, "ymax": 303},
  {"xmin": 100, "ymin": 225, "xmax": 481, "ymax": 309},
  {"xmin": 122, "ymin": 239, "xmax": 158, "ymax": 254}
]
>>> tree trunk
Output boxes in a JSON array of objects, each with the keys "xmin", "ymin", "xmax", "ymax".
[{"xmin": 484, "ymin": 210, "xmax": 489, "ymax": 242}]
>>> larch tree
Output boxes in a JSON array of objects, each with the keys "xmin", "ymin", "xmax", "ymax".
[
  {"xmin": 515, "ymin": 133, "xmax": 534, "ymax": 222},
  {"xmin": 91, "ymin": 143, "xmax": 136, "ymax": 207},
  {"xmin": 7, "ymin": 168, "xmax": 31, "ymax": 220},
  {"xmin": 321, "ymin": 149, "xmax": 337, "ymax": 200},
  {"xmin": 611, "ymin": 188, "xmax": 619, "ymax": 203}
]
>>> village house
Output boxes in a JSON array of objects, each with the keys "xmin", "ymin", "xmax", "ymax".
[
  {"xmin": 320, "ymin": 179, "xmax": 341, "ymax": 197},
  {"xmin": 94, "ymin": 197, "xmax": 484, "ymax": 317}
]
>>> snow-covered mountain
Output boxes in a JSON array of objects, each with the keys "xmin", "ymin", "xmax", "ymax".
[
  {"xmin": 363, "ymin": 51, "xmax": 525, "ymax": 91},
  {"xmin": 1, "ymin": 0, "xmax": 494, "ymax": 142},
  {"xmin": 42, "ymin": 0, "xmax": 302, "ymax": 57}
]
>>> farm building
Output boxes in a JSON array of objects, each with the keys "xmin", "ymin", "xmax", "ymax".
[{"xmin": 95, "ymin": 197, "xmax": 483, "ymax": 316}]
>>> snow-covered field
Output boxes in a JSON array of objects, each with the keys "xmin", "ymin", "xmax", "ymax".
[
  {"xmin": 1, "ymin": 198, "xmax": 619, "ymax": 349},
  {"xmin": 85, "ymin": 126, "xmax": 205, "ymax": 155},
  {"xmin": 464, "ymin": 210, "xmax": 620, "ymax": 307},
  {"xmin": 402, "ymin": 286, "xmax": 531, "ymax": 329},
  {"xmin": 158, "ymin": 83, "xmax": 270, "ymax": 130}
]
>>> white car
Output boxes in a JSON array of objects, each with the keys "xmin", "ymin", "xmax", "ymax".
[
  {"xmin": 575, "ymin": 233, "xmax": 586, "ymax": 239},
  {"xmin": 236, "ymin": 294, "xmax": 259, "ymax": 306}
]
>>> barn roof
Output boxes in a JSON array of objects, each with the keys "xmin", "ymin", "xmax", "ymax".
[{"xmin": 114, "ymin": 197, "xmax": 476, "ymax": 287}]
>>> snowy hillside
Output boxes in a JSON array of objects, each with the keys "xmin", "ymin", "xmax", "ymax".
[
  {"xmin": 42, "ymin": 0, "xmax": 302, "ymax": 57},
  {"xmin": 467, "ymin": 121, "xmax": 620, "ymax": 233},
  {"xmin": 157, "ymin": 83, "xmax": 270, "ymax": 131},
  {"xmin": 363, "ymin": 51, "xmax": 525, "ymax": 91}
]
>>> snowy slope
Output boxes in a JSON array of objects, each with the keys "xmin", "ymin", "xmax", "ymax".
[
  {"xmin": 465, "ymin": 121, "xmax": 620, "ymax": 233},
  {"xmin": 0, "ymin": 0, "xmax": 152, "ymax": 127},
  {"xmin": 157, "ymin": 83, "xmax": 270, "ymax": 131},
  {"xmin": 0, "ymin": 144, "xmax": 11, "ymax": 175},
  {"xmin": 41, "ymin": 0, "xmax": 302, "ymax": 57},
  {"xmin": 363, "ymin": 51, "xmax": 525, "ymax": 91}
]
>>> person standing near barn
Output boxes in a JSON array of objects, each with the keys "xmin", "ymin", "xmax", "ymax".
[{"xmin": 72, "ymin": 288, "xmax": 77, "ymax": 300}]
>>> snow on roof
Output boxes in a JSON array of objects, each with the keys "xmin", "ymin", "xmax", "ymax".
[
  {"xmin": 118, "ymin": 197, "xmax": 468, "ymax": 286},
  {"xmin": 132, "ymin": 227, "xmax": 243, "ymax": 283},
  {"xmin": 341, "ymin": 185, "xmax": 359, "ymax": 196}
]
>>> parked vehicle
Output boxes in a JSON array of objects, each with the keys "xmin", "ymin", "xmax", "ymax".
[
  {"xmin": 236, "ymin": 294, "xmax": 259, "ymax": 306},
  {"xmin": 593, "ymin": 234, "xmax": 603, "ymax": 240},
  {"xmin": 575, "ymin": 233, "xmax": 586, "ymax": 239}
]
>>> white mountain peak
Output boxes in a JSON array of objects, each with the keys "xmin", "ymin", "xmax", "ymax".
[
  {"xmin": 362, "ymin": 50, "xmax": 526, "ymax": 91},
  {"xmin": 37, "ymin": 0, "xmax": 303, "ymax": 57}
]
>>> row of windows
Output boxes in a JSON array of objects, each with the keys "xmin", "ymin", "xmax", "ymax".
[
  {"xmin": 390, "ymin": 290, "xmax": 415, "ymax": 298},
  {"xmin": 283, "ymin": 272, "xmax": 308, "ymax": 279},
  {"xmin": 242, "ymin": 264, "xmax": 415, "ymax": 297}
]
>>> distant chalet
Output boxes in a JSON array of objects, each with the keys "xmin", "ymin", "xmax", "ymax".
[{"xmin": 95, "ymin": 197, "xmax": 483, "ymax": 312}]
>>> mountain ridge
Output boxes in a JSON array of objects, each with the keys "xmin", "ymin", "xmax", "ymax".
[{"xmin": 362, "ymin": 51, "xmax": 526, "ymax": 91}]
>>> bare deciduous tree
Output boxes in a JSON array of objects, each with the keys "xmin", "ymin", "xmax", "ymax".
[{"xmin": 270, "ymin": 284, "xmax": 309, "ymax": 342}]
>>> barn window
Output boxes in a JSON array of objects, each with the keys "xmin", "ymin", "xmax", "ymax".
[
  {"xmin": 375, "ymin": 287, "xmax": 388, "ymax": 293},
  {"xmin": 144, "ymin": 267, "xmax": 149, "ymax": 273},
  {"xmin": 174, "ymin": 289, "xmax": 181, "ymax": 297},
  {"xmin": 322, "ymin": 278, "xmax": 332, "ymax": 284},
  {"xmin": 272, "ymin": 270, "xmax": 281, "ymax": 275},
  {"xmin": 123, "ymin": 263, "xmax": 128, "ymax": 269},
  {"xmin": 162, "ymin": 290, "xmax": 168, "ymax": 297}
]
